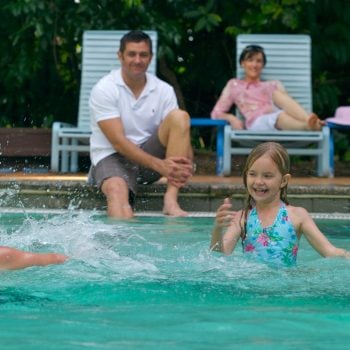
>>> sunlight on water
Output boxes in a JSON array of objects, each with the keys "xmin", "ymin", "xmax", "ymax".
[{"xmin": 0, "ymin": 210, "xmax": 349, "ymax": 350}]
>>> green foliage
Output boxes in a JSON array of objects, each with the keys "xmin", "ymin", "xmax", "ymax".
[
  {"xmin": 184, "ymin": 0, "xmax": 222, "ymax": 32},
  {"xmin": 1, "ymin": 0, "xmax": 350, "ymax": 138},
  {"xmin": 332, "ymin": 130, "xmax": 350, "ymax": 161}
]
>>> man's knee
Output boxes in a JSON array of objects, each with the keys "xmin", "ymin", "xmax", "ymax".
[
  {"xmin": 159, "ymin": 109, "xmax": 192, "ymax": 150},
  {"xmin": 165, "ymin": 109, "xmax": 191, "ymax": 129},
  {"xmin": 101, "ymin": 177, "xmax": 129, "ymax": 199}
]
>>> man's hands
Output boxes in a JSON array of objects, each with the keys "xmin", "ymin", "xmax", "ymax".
[{"xmin": 162, "ymin": 156, "xmax": 193, "ymax": 188}]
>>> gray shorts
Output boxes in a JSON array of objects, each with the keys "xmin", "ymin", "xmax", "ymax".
[{"xmin": 89, "ymin": 130, "xmax": 166, "ymax": 195}]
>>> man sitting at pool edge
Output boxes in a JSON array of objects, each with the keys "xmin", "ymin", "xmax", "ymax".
[{"xmin": 88, "ymin": 30, "xmax": 193, "ymax": 219}]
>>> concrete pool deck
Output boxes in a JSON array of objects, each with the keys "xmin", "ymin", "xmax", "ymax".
[{"xmin": 0, "ymin": 173, "xmax": 349, "ymax": 214}]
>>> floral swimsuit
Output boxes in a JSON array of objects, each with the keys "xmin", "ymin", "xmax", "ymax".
[{"xmin": 242, "ymin": 203, "xmax": 299, "ymax": 267}]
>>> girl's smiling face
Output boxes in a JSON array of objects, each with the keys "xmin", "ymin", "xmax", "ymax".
[{"xmin": 246, "ymin": 155, "xmax": 290, "ymax": 205}]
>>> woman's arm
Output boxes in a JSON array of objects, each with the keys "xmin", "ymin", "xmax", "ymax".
[
  {"xmin": 213, "ymin": 112, "xmax": 244, "ymax": 130},
  {"xmin": 211, "ymin": 79, "xmax": 244, "ymax": 129}
]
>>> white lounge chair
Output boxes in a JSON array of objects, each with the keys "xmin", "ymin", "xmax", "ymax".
[
  {"xmin": 223, "ymin": 34, "xmax": 332, "ymax": 177},
  {"xmin": 50, "ymin": 30, "xmax": 158, "ymax": 172}
]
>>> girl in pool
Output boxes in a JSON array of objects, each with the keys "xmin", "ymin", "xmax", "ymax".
[
  {"xmin": 0, "ymin": 246, "xmax": 67, "ymax": 270},
  {"xmin": 211, "ymin": 45, "xmax": 324, "ymax": 131},
  {"xmin": 210, "ymin": 142, "xmax": 350, "ymax": 267}
]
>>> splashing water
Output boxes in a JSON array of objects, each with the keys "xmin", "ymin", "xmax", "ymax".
[{"xmin": 0, "ymin": 210, "xmax": 349, "ymax": 349}]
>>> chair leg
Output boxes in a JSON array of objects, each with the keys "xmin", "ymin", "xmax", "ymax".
[
  {"xmin": 70, "ymin": 139, "xmax": 79, "ymax": 173},
  {"xmin": 317, "ymin": 126, "xmax": 332, "ymax": 177},
  {"xmin": 216, "ymin": 125, "xmax": 224, "ymax": 176},
  {"xmin": 61, "ymin": 138, "xmax": 69, "ymax": 173},
  {"xmin": 329, "ymin": 128, "xmax": 335, "ymax": 177},
  {"xmin": 51, "ymin": 123, "xmax": 60, "ymax": 172},
  {"xmin": 223, "ymin": 125, "xmax": 232, "ymax": 176}
]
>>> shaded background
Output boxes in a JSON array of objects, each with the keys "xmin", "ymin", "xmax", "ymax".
[{"xmin": 0, "ymin": 0, "xmax": 349, "ymax": 161}]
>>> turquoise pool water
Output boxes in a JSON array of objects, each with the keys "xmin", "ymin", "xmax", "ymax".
[{"xmin": 0, "ymin": 211, "xmax": 349, "ymax": 350}]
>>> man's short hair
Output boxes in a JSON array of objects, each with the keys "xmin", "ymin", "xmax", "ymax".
[{"xmin": 119, "ymin": 30, "xmax": 153, "ymax": 55}]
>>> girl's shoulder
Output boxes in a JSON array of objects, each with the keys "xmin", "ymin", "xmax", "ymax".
[
  {"xmin": 285, "ymin": 205, "xmax": 312, "ymax": 235},
  {"xmin": 286, "ymin": 204, "xmax": 308, "ymax": 214},
  {"xmin": 286, "ymin": 205, "xmax": 311, "ymax": 222}
]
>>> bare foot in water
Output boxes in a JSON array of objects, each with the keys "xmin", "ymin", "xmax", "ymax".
[
  {"xmin": 163, "ymin": 202, "xmax": 188, "ymax": 217},
  {"xmin": 308, "ymin": 113, "xmax": 325, "ymax": 131}
]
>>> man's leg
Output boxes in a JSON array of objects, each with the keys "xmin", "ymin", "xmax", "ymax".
[
  {"xmin": 92, "ymin": 154, "xmax": 137, "ymax": 219},
  {"xmin": 101, "ymin": 177, "xmax": 133, "ymax": 219},
  {"xmin": 158, "ymin": 109, "xmax": 193, "ymax": 217}
]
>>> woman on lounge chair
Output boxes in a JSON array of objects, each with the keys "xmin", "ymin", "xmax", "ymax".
[{"xmin": 211, "ymin": 45, "xmax": 324, "ymax": 131}]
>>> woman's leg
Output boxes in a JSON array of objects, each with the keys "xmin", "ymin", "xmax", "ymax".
[
  {"xmin": 275, "ymin": 111, "xmax": 321, "ymax": 130},
  {"xmin": 272, "ymin": 90, "xmax": 324, "ymax": 130}
]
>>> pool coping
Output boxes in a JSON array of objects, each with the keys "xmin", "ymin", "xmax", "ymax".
[
  {"xmin": 1, "ymin": 207, "xmax": 350, "ymax": 220},
  {"xmin": 0, "ymin": 174, "xmax": 349, "ymax": 214}
]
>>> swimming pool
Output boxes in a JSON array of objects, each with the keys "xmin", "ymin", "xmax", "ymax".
[{"xmin": 1, "ymin": 210, "xmax": 349, "ymax": 349}]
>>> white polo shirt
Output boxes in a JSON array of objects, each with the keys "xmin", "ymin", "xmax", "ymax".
[{"xmin": 89, "ymin": 68, "xmax": 178, "ymax": 166}]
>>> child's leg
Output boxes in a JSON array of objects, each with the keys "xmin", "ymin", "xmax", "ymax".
[{"xmin": 0, "ymin": 246, "xmax": 68, "ymax": 270}]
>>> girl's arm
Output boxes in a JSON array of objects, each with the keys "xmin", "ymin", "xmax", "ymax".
[
  {"xmin": 292, "ymin": 208, "xmax": 350, "ymax": 258},
  {"xmin": 210, "ymin": 198, "xmax": 232, "ymax": 251},
  {"xmin": 220, "ymin": 218, "xmax": 243, "ymax": 255},
  {"xmin": 210, "ymin": 198, "xmax": 242, "ymax": 255}
]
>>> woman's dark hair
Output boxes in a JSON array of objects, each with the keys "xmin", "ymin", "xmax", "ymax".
[
  {"xmin": 239, "ymin": 45, "xmax": 266, "ymax": 66},
  {"xmin": 119, "ymin": 30, "xmax": 153, "ymax": 55}
]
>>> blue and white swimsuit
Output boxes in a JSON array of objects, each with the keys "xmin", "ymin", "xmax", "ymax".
[{"xmin": 242, "ymin": 203, "xmax": 299, "ymax": 267}]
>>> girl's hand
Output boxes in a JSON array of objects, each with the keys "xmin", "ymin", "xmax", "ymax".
[
  {"xmin": 215, "ymin": 198, "xmax": 235, "ymax": 228},
  {"xmin": 220, "ymin": 210, "xmax": 243, "ymax": 255}
]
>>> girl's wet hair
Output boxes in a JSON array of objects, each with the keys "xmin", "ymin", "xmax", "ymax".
[
  {"xmin": 239, "ymin": 45, "xmax": 266, "ymax": 66},
  {"xmin": 240, "ymin": 142, "xmax": 290, "ymax": 240},
  {"xmin": 119, "ymin": 30, "xmax": 153, "ymax": 55}
]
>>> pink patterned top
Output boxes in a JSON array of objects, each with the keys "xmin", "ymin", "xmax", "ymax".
[{"xmin": 211, "ymin": 79, "xmax": 285, "ymax": 128}]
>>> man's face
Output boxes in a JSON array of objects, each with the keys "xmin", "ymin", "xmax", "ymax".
[{"xmin": 118, "ymin": 41, "xmax": 152, "ymax": 79}]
